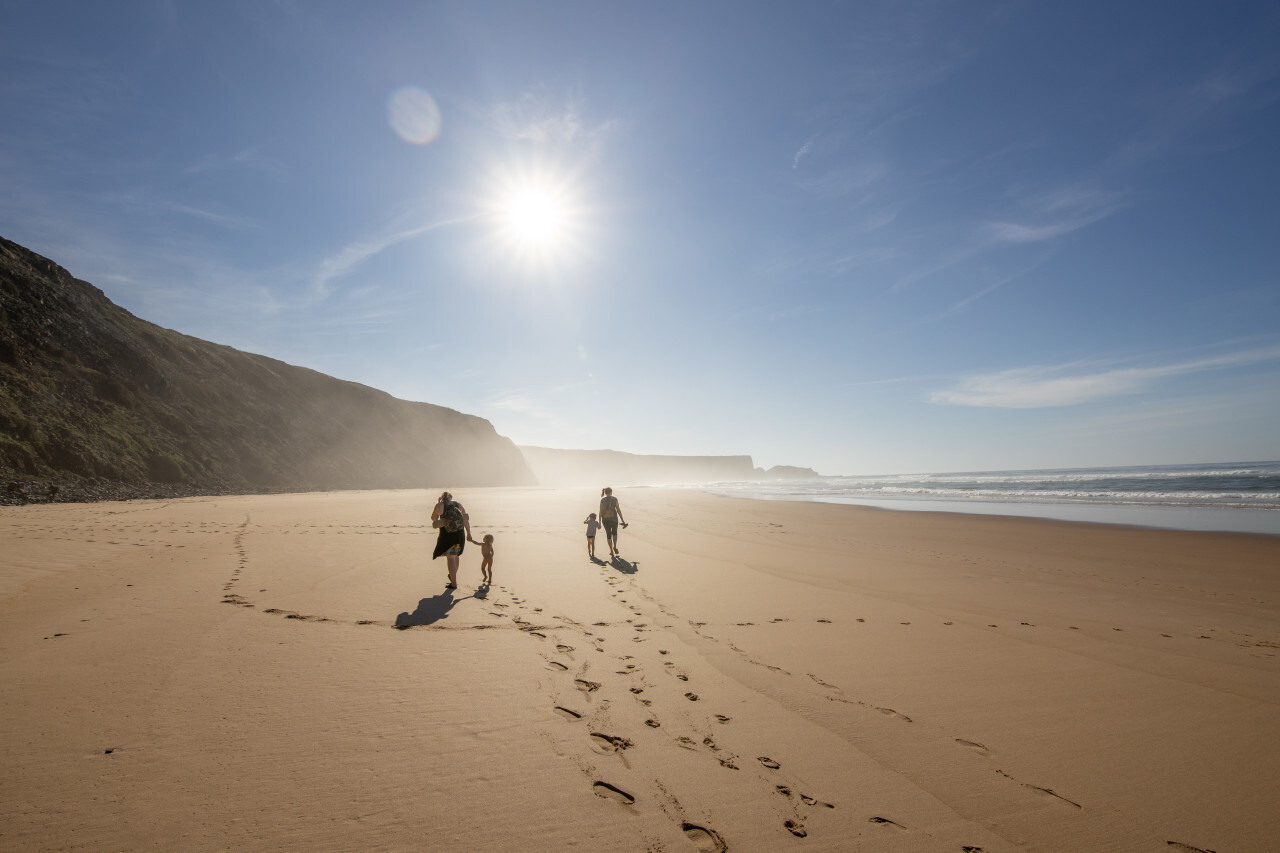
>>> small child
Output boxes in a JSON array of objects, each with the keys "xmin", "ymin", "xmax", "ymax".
[
  {"xmin": 478, "ymin": 534, "xmax": 494, "ymax": 584},
  {"xmin": 584, "ymin": 513, "xmax": 600, "ymax": 559}
]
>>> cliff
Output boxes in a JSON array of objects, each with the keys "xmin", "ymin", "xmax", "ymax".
[
  {"xmin": 0, "ymin": 236, "xmax": 534, "ymax": 502},
  {"xmin": 520, "ymin": 446, "xmax": 757, "ymax": 486},
  {"xmin": 518, "ymin": 446, "xmax": 818, "ymax": 486}
]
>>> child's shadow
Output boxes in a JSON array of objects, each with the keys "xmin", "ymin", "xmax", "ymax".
[
  {"xmin": 611, "ymin": 555, "xmax": 638, "ymax": 574},
  {"xmin": 396, "ymin": 587, "xmax": 477, "ymax": 627}
]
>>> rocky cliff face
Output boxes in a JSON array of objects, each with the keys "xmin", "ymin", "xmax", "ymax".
[{"xmin": 0, "ymin": 236, "xmax": 534, "ymax": 502}]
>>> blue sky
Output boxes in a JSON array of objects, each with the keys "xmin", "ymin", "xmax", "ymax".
[{"xmin": 3, "ymin": 1, "xmax": 1279, "ymax": 475}]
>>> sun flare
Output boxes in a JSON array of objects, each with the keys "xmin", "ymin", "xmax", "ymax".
[
  {"xmin": 499, "ymin": 186, "xmax": 569, "ymax": 249},
  {"xmin": 481, "ymin": 165, "xmax": 590, "ymax": 276}
]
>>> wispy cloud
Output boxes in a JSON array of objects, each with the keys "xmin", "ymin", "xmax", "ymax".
[
  {"xmin": 979, "ymin": 184, "xmax": 1128, "ymax": 245},
  {"xmin": 798, "ymin": 161, "xmax": 889, "ymax": 198},
  {"xmin": 185, "ymin": 146, "xmax": 285, "ymax": 177},
  {"xmin": 485, "ymin": 385, "xmax": 584, "ymax": 423},
  {"xmin": 894, "ymin": 181, "xmax": 1127, "ymax": 295},
  {"xmin": 310, "ymin": 215, "xmax": 474, "ymax": 295},
  {"xmin": 979, "ymin": 218, "xmax": 1092, "ymax": 245},
  {"xmin": 932, "ymin": 344, "xmax": 1280, "ymax": 408},
  {"xmin": 151, "ymin": 200, "xmax": 259, "ymax": 230},
  {"xmin": 949, "ymin": 264, "xmax": 1041, "ymax": 313},
  {"xmin": 485, "ymin": 90, "xmax": 619, "ymax": 151},
  {"xmin": 792, "ymin": 139, "xmax": 813, "ymax": 169}
]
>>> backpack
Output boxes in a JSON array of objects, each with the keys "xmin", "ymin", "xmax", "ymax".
[{"xmin": 440, "ymin": 500, "xmax": 466, "ymax": 533}]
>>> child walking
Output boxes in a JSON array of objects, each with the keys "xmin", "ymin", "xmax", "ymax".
[
  {"xmin": 584, "ymin": 513, "xmax": 600, "ymax": 559},
  {"xmin": 478, "ymin": 534, "xmax": 494, "ymax": 584}
]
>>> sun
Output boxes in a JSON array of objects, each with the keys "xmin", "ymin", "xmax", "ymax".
[
  {"xmin": 499, "ymin": 185, "xmax": 570, "ymax": 250},
  {"xmin": 481, "ymin": 165, "xmax": 590, "ymax": 275}
]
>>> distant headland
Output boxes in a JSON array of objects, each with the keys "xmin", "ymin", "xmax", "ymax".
[{"xmin": 0, "ymin": 236, "xmax": 817, "ymax": 504}]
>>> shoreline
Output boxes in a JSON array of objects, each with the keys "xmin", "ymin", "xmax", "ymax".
[
  {"xmin": 709, "ymin": 489, "xmax": 1280, "ymax": 536},
  {"xmin": 3, "ymin": 487, "xmax": 1278, "ymax": 851}
]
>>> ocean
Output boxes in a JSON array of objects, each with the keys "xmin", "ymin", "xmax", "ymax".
[{"xmin": 703, "ymin": 460, "xmax": 1280, "ymax": 536}]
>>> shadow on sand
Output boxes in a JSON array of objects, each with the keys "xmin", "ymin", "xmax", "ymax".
[
  {"xmin": 395, "ymin": 583, "xmax": 489, "ymax": 628},
  {"xmin": 610, "ymin": 555, "xmax": 638, "ymax": 574}
]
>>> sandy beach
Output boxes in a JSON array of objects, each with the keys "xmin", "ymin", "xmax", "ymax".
[{"xmin": 2, "ymin": 487, "xmax": 1277, "ymax": 852}]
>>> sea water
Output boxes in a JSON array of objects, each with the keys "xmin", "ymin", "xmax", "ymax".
[{"xmin": 703, "ymin": 461, "xmax": 1280, "ymax": 536}]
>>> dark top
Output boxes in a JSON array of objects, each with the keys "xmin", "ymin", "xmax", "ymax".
[{"xmin": 432, "ymin": 500, "xmax": 467, "ymax": 559}]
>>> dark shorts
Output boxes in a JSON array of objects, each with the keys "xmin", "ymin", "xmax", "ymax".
[
  {"xmin": 433, "ymin": 529, "xmax": 466, "ymax": 559},
  {"xmin": 602, "ymin": 517, "xmax": 618, "ymax": 537}
]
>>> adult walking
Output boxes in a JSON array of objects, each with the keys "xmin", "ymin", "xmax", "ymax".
[
  {"xmin": 599, "ymin": 486, "xmax": 627, "ymax": 557},
  {"xmin": 431, "ymin": 491, "xmax": 473, "ymax": 589}
]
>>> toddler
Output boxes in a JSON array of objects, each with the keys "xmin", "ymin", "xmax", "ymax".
[
  {"xmin": 478, "ymin": 534, "xmax": 494, "ymax": 584},
  {"xmin": 584, "ymin": 513, "xmax": 600, "ymax": 559}
]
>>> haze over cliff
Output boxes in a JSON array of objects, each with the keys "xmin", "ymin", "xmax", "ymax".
[
  {"xmin": 0, "ymin": 236, "xmax": 534, "ymax": 501},
  {"xmin": 519, "ymin": 446, "xmax": 819, "ymax": 487}
]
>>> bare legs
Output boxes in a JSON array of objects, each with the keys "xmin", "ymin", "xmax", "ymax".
[{"xmin": 446, "ymin": 554, "xmax": 459, "ymax": 588}]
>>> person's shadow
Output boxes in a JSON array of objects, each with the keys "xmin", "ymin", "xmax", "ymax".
[
  {"xmin": 396, "ymin": 585, "xmax": 486, "ymax": 628},
  {"xmin": 610, "ymin": 555, "xmax": 638, "ymax": 574}
]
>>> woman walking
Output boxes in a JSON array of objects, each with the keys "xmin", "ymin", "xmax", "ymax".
[
  {"xmin": 431, "ymin": 491, "xmax": 473, "ymax": 588},
  {"xmin": 599, "ymin": 487, "xmax": 626, "ymax": 557}
]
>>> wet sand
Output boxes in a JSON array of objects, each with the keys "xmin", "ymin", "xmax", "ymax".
[{"xmin": 2, "ymin": 488, "xmax": 1277, "ymax": 852}]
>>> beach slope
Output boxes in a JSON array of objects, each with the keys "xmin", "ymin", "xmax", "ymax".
[{"xmin": 2, "ymin": 488, "xmax": 1277, "ymax": 852}]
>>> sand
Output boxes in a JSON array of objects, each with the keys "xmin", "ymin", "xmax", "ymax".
[{"xmin": 2, "ymin": 487, "xmax": 1277, "ymax": 852}]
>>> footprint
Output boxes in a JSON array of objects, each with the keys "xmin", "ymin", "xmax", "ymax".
[
  {"xmin": 1165, "ymin": 843, "xmax": 1217, "ymax": 853},
  {"xmin": 681, "ymin": 823, "xmax": 727, "ymax": 853},
  {"xmin": 684, "ymin": 692, "xmax": 699, "ymax": 701},
  {"xmin": 592, "ymin": 781, "xmax": 635, "ymax": 805},
  {"xmin": 878, "ymin": 707, "xmax": 912, "ymax": 722},
  {"xmin": 589, "ymin": 733, "xmax": 633, "ymax": 753},
  {"xmin": 714, "ymin": 714, "xmax": 732, "ymax": 723},
  {"xmin": 574, "ymin": 679, "xmax": 601, "ymax": 693},
  {"xmin": 869, "ymin": 816, "xmax": 906, "ymax": 829},
  {"xmin": 629, "ymin": 687, "xmax": 644, "ymax": 694},
  {"xmin": 556, "ymin": 644, "xmax": 575, "ymax": 653},
  {"xmin": 776, "ymin": 785, "xmax": 792, "ymax": 797},
  {"xmin": 757, "ymin": 756, "xmax": 780, "ymax": 769},
  {"xmin": 1025, "ymin": 784, "xmax": 1082, "ymax": 809},
  {"xmin": 962, "ymin": 847, "xmax": 986, "ymax": 852},
  {"xmin": 956, "ymin": 738, "xmax": 990, "ymax": 756},
  {"xmin": 553, "ymin": 706, "xmax": 582, "ymax": 720},
  {"xmin": 547, "ymin": 661, "xmax": 568, "ymax": 671},
  {"xmin": 801, "ymin": 794, "xmax": 835, "ymax": 808},
  {"xmin": 784, "ymin": 820, "xmax": 807, "ymax": 837},
  {"xmin": 645, "ymin": 719, "xmax": 661, "ymax": 728}
]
